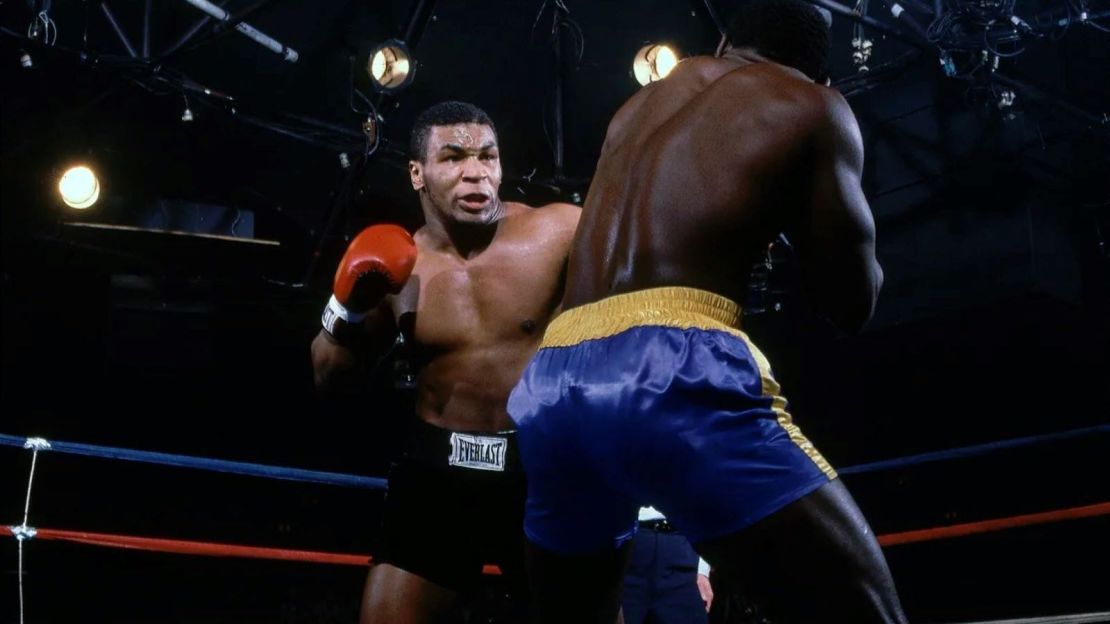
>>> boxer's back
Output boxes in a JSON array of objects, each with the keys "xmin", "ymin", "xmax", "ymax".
[{"xmin": 564, "ymin": 56, "xmax": 832, "ymax": 309}]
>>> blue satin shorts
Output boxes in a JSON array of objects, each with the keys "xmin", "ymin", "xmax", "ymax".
[{"xmin": 508, "ymin": 287, "xmax": 836, "ymax": 554}]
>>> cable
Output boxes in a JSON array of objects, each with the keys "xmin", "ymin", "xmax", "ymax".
[
  {"xmin": 983, "ymin": 29, "xmax": 1025, "ymax": 58},
  {"xmin": 1064, "ymin": 0, "xmax": 1110, "ymax": 33},
  {"xmin": 27, "ymin": 10, "xmax": 58, "ymax": 45},
  {"xmin": 347, "ymin": 55, "xmax": 375, "ymax": 116},
  {"xmin": 703, "ymin": 0, "xmax": 726, "ymax": 36},
  {"xmin": 851, "ymin": 0, "xmax": 874, "ymax": 73},
  {"xmin": 530, "ymin": 0, "xmax": 585, "ymax": 64},
  {"xmin": 1084, "ymin": 3, "xmax": 1110, "ymax": 34}
]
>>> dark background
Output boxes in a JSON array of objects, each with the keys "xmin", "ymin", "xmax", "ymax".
[{"xmin": 2, "ymin": 0, "xmax": 1108, "ymax": 622}]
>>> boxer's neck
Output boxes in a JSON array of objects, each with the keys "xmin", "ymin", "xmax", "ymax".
[
  {"xmin": 422, "ymin": 204, "xmax": 504, "ymax": 259},
  {"xmin": 719, "ymin": 47, "xmax": 770, "ymax": 68}
]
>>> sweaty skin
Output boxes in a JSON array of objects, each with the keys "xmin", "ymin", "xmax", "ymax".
[
  {"xmin": 396, "ymin": 200, "xmax": 579, "ymax": 432},
  {"xmin": 311, "ymin": 122, "xmax": 580, "ymax": 624},
  {"xmin": 523, "ymin": 47, "xmax": 903, "ymax": 624},
  {"xmin": 564, "ymin": 50, "xmax": 882, "ymax": 332},
  {"xmin": 313, "ymin": 123, "xmax": 580, "ymax": 432}
]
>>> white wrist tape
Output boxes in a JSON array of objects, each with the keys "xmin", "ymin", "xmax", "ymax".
[{"xmin": 321, "ymin": 294, "xmax": 368, "ymax": 335}]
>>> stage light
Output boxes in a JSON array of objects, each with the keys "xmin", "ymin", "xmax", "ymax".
[
  {"xmin": 367, "ymin": 40, "xmax": 414, "ymax": 93},
  {"xmin": 633, "ymin": 44, "xmax": 679, "ymax": 86},
  {"xmin": 58, "ymin": 165, "xmax": 100, "ymax": 209}
]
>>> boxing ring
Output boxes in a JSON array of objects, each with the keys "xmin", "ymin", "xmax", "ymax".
[{"xmin": 4, "ymin": 426, "xmax": 1109, "ymax": 623}]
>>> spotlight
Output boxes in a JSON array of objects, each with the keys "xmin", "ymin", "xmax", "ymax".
[
  {"xmin": 367, "ymin": 40, "xmax": 414, "ymax": 93},
  {"xmin": 58, "ymin": 165, "xmax": 100, "ymax": 210},
  {"xmin": 632, "ymin": 44, "xmax": 679, "ymax": 86}
]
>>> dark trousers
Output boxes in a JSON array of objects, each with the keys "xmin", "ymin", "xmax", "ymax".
[{"xmin": 622, "ymin": 527, "xmax": 708, "ymax": 624}]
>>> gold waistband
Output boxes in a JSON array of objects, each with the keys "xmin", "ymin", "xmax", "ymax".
[{"xmin": 542, "ymin": 287, "xmax": 743, "ymax": 348}]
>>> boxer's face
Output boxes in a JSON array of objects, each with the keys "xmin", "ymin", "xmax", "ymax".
[{"xmin": 410, "ymin": 123, "xmax": 503, "ymax": 226}]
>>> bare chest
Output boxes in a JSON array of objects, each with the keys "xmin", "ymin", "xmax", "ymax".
[{"xmin": 394, "ymin": 246, "xmax": 563, "ymax": 349}]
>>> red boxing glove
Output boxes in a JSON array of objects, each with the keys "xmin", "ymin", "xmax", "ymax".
[{"xmin": 322, "ymin": 224, "xmax": 416, "ymax": 337}]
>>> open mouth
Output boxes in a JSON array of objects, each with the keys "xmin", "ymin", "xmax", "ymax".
[{"xmin": 459, "ymin": 193, "xmax": 490, "ymax": 210}]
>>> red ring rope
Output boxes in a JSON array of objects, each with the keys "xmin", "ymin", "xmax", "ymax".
[{"xmin": 6, "ymin": 501, "xmax": 1107, "ymax": 572}]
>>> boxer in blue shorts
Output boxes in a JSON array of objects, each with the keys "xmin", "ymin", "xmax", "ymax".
[
  {"xmin": 511, "ymin": 287, "xmax": 836, "ymax": 552},
  {"xmin": 508, "ymin": 1, "xmax": 907, "ymax": 622}
]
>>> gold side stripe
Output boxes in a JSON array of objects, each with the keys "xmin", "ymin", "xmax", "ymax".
[{"xmin": 746, "ymin": 340, "xmax": 838, "ymax": 479}]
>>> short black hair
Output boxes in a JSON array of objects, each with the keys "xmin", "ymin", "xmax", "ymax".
[
  {"xmin": 725, "ymin": 0, "xmax": 831, "ymax": 82},
  {"xmin": 409, "ymin": 101, "xmax": 496, "ymax": 162}
]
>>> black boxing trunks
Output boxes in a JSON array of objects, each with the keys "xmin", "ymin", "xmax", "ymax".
[{"xmin": 373, "ymin": 419, "xmax": 528, "ymax": 595}]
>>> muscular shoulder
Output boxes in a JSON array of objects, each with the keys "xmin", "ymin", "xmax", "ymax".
[
  {"xmin": 679, "ymin": 55, "xmax": 739, "ymax": 82},
  {"xmin": 495, "ymin": 202, "xmax": 581, "ymax": 262},
  {"xmin": 789, "ymin": 79, "xmax": 857, "ymax": 138},
  {"xmin": 606, "ymin": 56, "xmax": 724, "ymax": 140},
  {"xmin": 815, "ymin": 86, "xmax": 859, "ymax": 133},
  {"xmin": 533, "ymin": 201, "xmax": 580, "ymax": 231},
  {"xmin": 713, "ymin": 66, "xmax": 851, "ymax": 135},
  {"xmin": 712, "ymin": 62, "xmax": 821, "ymax": 105},
  {"xmin": 506, "ymin": 201, "xmax": 580, "ymax": 234},
  {"xmin": 808, "ymin": 86, "xmax": 864, "ymax": 166}
]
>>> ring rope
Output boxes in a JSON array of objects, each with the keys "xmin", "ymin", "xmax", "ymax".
[
  {"xmin": 2, "ymin": 424, "xmax": 1105, "ymax": 488},
  {"xmin": 837, "ymin": 424, "xmax": 1109, "ymax": 475},
  {"xmin": 0, "ymin": 433, "xmax": 387, "ymax": 490},
  {"xmin": 0, "ymin": 525, "xmax": 503, "ymax": 575},
  {"xmin": 3, "ymin": 424, "xmax": 1105, "ymax": 623},
  {"xmin": 4, "ymin": 502, "xmax": 1105, "ymax": 569},
  {"xmin": 876, "ymin": 501, "xmax": 1110, "ymax": 546}
]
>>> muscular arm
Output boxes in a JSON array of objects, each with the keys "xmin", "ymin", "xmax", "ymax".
[
  {"xmin": 539, "ymin": 201, "xmax": 581, "ymax": 313},
  {"xmin": 310, "ymin": 298, "xmax": 398, "ymax": 392},
  {"xmin": 542, "ymin": 202, "xmax": 583, "ymax": 246},
  {"xmin": 791, "ymin": 91, "xmax": 883, "ymax": 334}
]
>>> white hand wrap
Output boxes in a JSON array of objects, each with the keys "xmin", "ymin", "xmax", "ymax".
[{"xmin": 321, "ymin": 294, "xmax": 368, "ymax": 336}]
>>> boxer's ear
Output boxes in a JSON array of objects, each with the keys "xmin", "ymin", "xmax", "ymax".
[{"xmin": 409, "ymin": 160, "xmax": 424, "ymax": 191}]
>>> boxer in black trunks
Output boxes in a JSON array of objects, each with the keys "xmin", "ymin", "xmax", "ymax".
[{"xmin": 311, "ymin": 101, "xmax": 579, "ymax": 623}]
